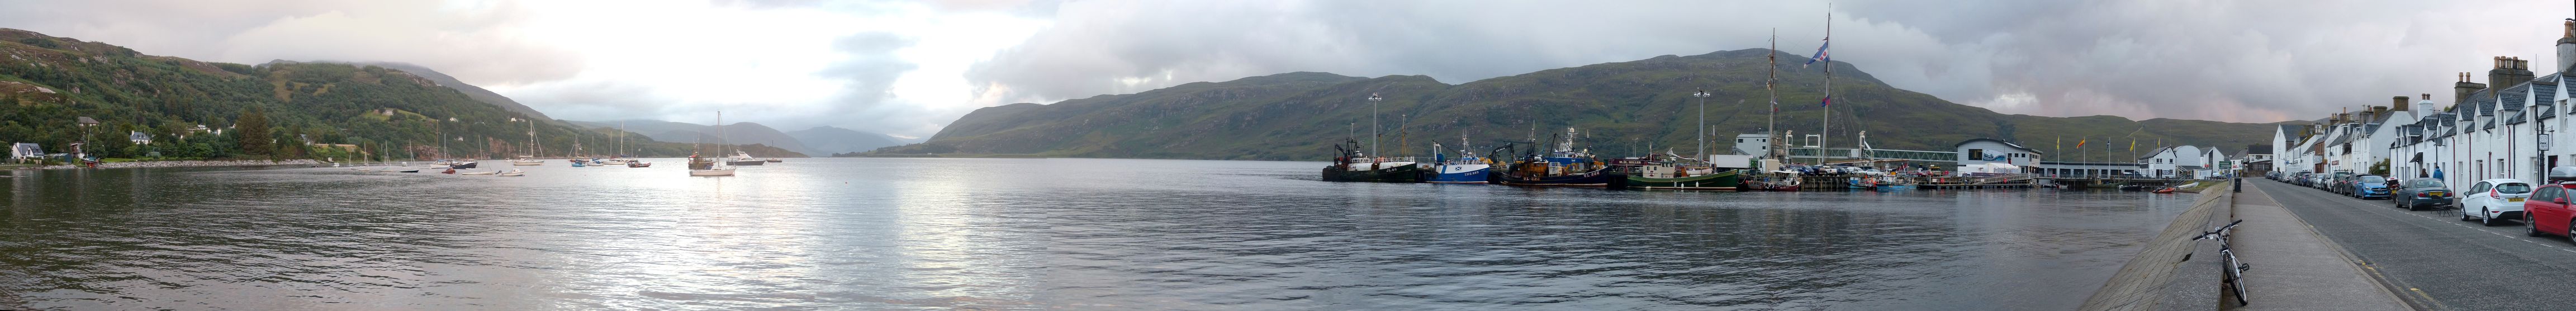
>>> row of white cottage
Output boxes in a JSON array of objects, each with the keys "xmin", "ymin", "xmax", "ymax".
[{"xmin": 2278, "ymin": 43, "xmax": 2576, "ymax": 189}]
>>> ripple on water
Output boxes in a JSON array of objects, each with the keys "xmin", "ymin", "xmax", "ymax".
[{"xmin": 0, "ymin": 159, "xmax": 2190, "ymax": 310}]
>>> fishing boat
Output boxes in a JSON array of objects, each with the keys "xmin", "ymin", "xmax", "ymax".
[
  {"xmin": 1494, "ymin": 128, "xmax": 1627, "ymax": 189},
  {"xmin": 1320, "ymin": 140, "xmax": 1424, "ymax": 182},
  {"xmin": 1619, "ymin": 153, "xmax": 1743, "ymax": 191},
  {"xmin": 1424, "ymin": 136, "xmax": 1490, "ymax": 184},
  {"xmin": 1871, "ymin": 175, "xmax": 1916, "ymax": 191},
  {"xmin": 496, "ymin": 169, "xmax": 525, "ymax": 176}
]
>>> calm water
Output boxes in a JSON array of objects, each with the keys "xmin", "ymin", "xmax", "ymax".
[{"xmin": 0, "ymin": 158, "xmax": 2193, "ymax": 310}]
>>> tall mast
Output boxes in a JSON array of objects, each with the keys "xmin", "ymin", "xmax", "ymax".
[
  {"xmin": 1768, "ymin": 28, "xmax": 1779, "ymax": 161},
  {"xmin": 1819, "ymin": 5, "xmax": 1832, "ymax": 164}
]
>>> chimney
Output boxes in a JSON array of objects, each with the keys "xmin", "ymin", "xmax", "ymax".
[
  {"xmin": 2457, "ymin": 73, "xmax": 2487, "ymax": 105},
  {"xmin": 2560, "ymin": 21, "xmax": 2576, "ymax": 74},
  {"xmin": 2392, "ymin": 96, "xmax": 2411, "ymax": 115},
  {"xmin": 2491, "ymin": 56, "xmax": 2536, "ymax": 91}
]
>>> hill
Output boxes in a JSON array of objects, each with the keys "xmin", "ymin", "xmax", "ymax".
[
  {"xmin": 786, "ymin": 126, "xmax": 904, "ymax": 156},
  {"xmin": 318, "ymin": 61, "xmax": 553, "ymax": 122},
  {"xmin": 564, "ymin": 119, "xmax": 820, "ymax": 156},
  {"xmin": 871, "ymin": 49, "xmax": 2286, "ymax": 161},
  {"xmin": 0, "ymin": 27, "xmax": 728, "ymax": 160}
]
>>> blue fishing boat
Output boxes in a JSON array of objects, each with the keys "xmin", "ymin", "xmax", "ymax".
[{"xmin": 1425, "ymin": 137, "xmax": 1491, "ymax": 184}]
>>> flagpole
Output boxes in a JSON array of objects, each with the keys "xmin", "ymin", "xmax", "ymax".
[
  {"xmin": 1767, "ymin": 28, "xmax": 1778, "ymax": 162},
  {"xmin": 1819, "ymin": 6, "xmax": 1832, "ymax": 164}
]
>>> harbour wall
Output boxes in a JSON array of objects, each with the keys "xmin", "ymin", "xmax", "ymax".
[{"xmin": 2079, "ymin": 180, "xmax": 2233, "ymax": 310}]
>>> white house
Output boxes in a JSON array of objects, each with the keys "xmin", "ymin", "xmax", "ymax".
[{"xmin": 1954, "ymin": 138, "xmax": 2041, "ymax": 169}]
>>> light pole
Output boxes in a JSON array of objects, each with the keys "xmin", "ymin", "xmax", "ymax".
[
  {"xmin": 2539, "ymin": 122, "xmax": 2551, "ymax": 182},
  {"xmin": 1694, "ymin": 89, "xmax": 1710, "ymax": 159},
  {"xmin": 1368, "ymin": 93, "xmax": 1383, "ymax": 157}
]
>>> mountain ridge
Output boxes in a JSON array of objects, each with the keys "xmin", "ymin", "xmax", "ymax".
[{"xmin": 874, "ymin": 49, "xmax": 2283, "ymax": 160}]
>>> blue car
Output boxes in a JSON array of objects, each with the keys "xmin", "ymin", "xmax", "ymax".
[{"xmin": 2352, "ymin": 175, "xmax": 2390, "ymax": 199}]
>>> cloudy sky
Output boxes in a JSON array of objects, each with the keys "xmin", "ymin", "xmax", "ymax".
[{"xmin": 2, "ymin": 0, "xmax": 2571, "ymax": 137}]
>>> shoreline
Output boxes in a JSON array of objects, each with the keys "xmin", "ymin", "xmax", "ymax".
[{"xmin": 31, "ymin": 159, "xmax": 324, "ymax": 170}]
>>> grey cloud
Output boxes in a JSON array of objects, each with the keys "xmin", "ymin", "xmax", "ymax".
[
  {"xmin": 967, "ymin": 0, "xmax": 2572, "ymax": 123},
  {"xmin": 772, "ymin": 31, "xmax": 923, "ymax": 135}
]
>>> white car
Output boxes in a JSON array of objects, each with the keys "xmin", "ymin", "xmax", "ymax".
[{"xmin": 2461, "ymin": 178, "xmax": 2534, "ymax": 227}]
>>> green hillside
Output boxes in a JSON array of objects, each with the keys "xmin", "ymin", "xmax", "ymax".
[
  {"xmin": 874, "ymin": 49, "xmax": 2288, "ymax": 161},
  {"xmin": 0, "ymin": 28, "xmax": 782, "ymax": 161}
]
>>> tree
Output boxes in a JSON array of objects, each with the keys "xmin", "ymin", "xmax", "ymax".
[
  {"xmin": 2371, "ymin": 159, "xmax": 2390, "ymax": 176},
  {"xmin": 236, "ymin": 108, "xmax": 271, "ymax": 156}
]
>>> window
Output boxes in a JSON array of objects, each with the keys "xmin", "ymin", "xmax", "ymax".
[
  {"xmin": 2537, "ymin": 186, "xmax": 2561, "ymax": 202},
  {"xmin": 2499, "ymin": 182, "xmax": 2534, "ymax": 194},
  {"xmin": 1737, "ymin": 139, "xmax": 1745, "ymax": 143},
  {"xmin": 2469, "ymin": 182, "xmax": 2491, "ymax": 194},
  {"xmin": 2408, "ymin": 178, "xmax": 2444, "ymax": 188}
]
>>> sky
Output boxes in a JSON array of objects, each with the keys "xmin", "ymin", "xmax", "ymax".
[{"xmin": 2, "ymin": 0, "xmax": 2573, "ymax": 138}]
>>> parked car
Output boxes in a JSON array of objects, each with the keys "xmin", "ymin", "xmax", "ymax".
[
  {"xmin": 2526, "ymin": 181, "xmax": 2576, "ymax": 239},
  {"xmin": 2395, "ymin": 178, "xmax": 2452, "ymax": 210},
  {"xmin": 2461, "ymin": 178, "xmax": 2534, "ymax": 226},
  {"xmin": 2352, "ymin": 175, "xmax": 2390, "ymax": 199}
]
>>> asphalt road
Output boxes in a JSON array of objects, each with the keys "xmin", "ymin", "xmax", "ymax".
[{"xmin": 2253, "ymin": 179, "xmax": 2576, "ymax": 310}]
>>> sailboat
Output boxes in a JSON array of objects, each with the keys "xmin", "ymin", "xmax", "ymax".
[
  {"xmin": 691, "ymin": 111, "xmax": 738, "ymax": 176},
  {"xmin": 511, "ymin": 119, "xmax": 545, "ymax": 166}
]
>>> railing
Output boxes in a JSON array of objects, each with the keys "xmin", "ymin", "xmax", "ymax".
[{"xmin": 1348, "ymin": 157, "xmax": 1418, "ymax": 164}]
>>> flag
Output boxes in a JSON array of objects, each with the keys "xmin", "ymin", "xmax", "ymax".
[
  {"xmin": 2076, "ymin": 139, "xmax": 2086, "ymax": 148},
  {"xmin": 1804, "ymin": 39, "xmax": 1830, "ymax": 68},
  {"xmin": 1820, "ymin": 96, "xmax": 1831, "ymax": 107},
  {"xmin": 2129, "ymin": 139, "xmax": 2136, "ymax": 152}
]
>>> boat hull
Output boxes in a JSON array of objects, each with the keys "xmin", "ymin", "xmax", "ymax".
[
  {"xmin": 690, "ymin": 168, "xmax": 737, "ymax": 176},
  {"xmin": 448, "ymin": 162, "xmax": 478, "ymax": 169},
  {"xmin": 1499, "ymin": 168, "xmax": 1628, "ymax": 189},
  {"xmin": 1321, "ymin": 163, "xmax": 1425, "ymax": 183},
  {"xmin": 727, "ymin": 160, "xmax": 766, "ymax": 166},
  {"xmin": 1426, "ymin": 164, "xmax": 1490, "ymax": 184},
  {"xmin": 1628, "ymin": 170, "xmax": 1742, "ymax": 191}
]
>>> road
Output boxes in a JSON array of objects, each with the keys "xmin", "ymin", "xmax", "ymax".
[{"xmin": 2252, "ymin": 179, "xmax": 2576, "ymax": 310}]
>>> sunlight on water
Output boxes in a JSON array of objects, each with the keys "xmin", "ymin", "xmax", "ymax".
[{"xmin": 0, "ymin": 158, "xmax": 2191, "ymax": 309}]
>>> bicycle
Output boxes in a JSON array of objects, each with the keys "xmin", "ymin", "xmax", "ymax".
[{"xmin": 2188, "ymin": 219, "xmax": 2251, "ymax": 306}]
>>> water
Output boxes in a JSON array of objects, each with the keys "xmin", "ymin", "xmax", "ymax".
[{"xmin": 0, "ymin": 158, "xmax": 2194, "ymax": 310}]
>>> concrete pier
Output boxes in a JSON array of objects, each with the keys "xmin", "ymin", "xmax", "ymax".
[{"xmin": 2080, "ymin": 180, "xmax": 2408, "ymax": 310}]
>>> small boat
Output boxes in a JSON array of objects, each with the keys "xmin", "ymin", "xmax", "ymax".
[
  {"xmin": 765, "ymin": 158, "xmax": 782, "ymax": 163},
  {"xmin": 397, "ymin": 169, "xmax": 420, "ymax": 173},
  {"xmin": 725, "ymin": 151, "xmax": 767, "ymax": 166},
  {"xmin": 2152, "ymin": 187, "xmax": 2176, "ymax": 194},
  {"xmin": 496, "ymin": 169, "xmax": 525, "ymax": 176},
  {"xmin": 627, "ymin": 161, "xmax": 652, "ymax": 168},
  {"xmin": 571, "ymin": 161, "xmax": 586, "ymax": 167},
  {"xmin": 448, "ymin": 161, "xmax": 478, "ymax": 169},
  {"xmin": 1492, "ymin": 128, "xmax": 1626, "ymax": 189},
  {"xmin": 689, "ymin": 154, "xmax": 735, "ymax": 176},
  {"xmin": 442, "ymin": 168, "xmax": 457, "ymax": 175},
  {"xmin": 1619, "ymin": 154, "xmax": 1741, "ymax": 191},
  {"xmin": 461, "ymin": 171, "xmax": 497, "ymax": 176},
  {"xmin": 510, "ymin": 156, "xmax": 544, "ymax": 166},
  {"xmin": 1424, "ymin": 137, "xmax": 1491, "ymax": 184}
]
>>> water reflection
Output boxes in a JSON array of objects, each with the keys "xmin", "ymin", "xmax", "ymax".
[{"xmin": 0, "ymin": 158, "xmax": 2188, "ymax": 309}]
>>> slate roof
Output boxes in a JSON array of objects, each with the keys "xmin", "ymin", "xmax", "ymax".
[{"xmin": 2538, "ymin": 75, "xmax": 2560, "ymax": 118}]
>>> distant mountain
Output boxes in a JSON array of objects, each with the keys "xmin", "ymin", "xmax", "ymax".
[
  {"xmin": 314, "ymin": 61, "xmax": 553, "ymax": 121},
  {"xmin": 565, "ymin": 119, "xmax": 820, "ymax": 157},
  {"xmin": 786, "ymin": 126, "xmax": 905, "ymax": 155},
  {"xmin": 873, "ymin": 49, "xmax": 2284, "ymax": 160}
]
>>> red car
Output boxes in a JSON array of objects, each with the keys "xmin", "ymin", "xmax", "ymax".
[{"xmin": 2528, "ymin": 182, "xmax": 2576, "ymax": 241}]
